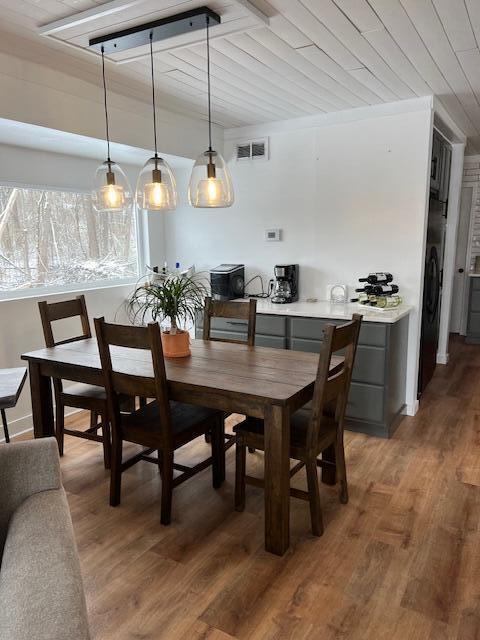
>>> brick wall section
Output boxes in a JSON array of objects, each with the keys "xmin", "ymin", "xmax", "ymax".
[{"xmin": 463, "ymin": 159, "xmax": 480, "ymax": 271}]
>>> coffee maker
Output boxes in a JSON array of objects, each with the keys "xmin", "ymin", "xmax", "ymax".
[{"xmin": 271, "ymin": 264, "xmax": 299, "ymax": 304}]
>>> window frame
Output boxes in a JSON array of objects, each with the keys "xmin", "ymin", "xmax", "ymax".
[{"xmin": 0, "ymin": 179, "xmax": 145, "ymax": 301}]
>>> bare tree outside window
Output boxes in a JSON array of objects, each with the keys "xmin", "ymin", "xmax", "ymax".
[{"xmin": 0, "ymin": 186, "xmax": 138, "ymax": 291}]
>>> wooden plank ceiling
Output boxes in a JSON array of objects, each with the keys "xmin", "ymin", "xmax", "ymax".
[{"xmin": 0, "ymin": 0, "xmax": 479, "ymax": 151}]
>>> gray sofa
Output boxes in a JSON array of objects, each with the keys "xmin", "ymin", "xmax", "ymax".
[{"xmin": 0, "ymin": 438, "xmax": 90, "ymax": 640}]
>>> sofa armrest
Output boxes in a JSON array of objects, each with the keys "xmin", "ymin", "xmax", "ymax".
[{"xmin": 0, "ymin": 438, "xmax": 61, "ymax": 556}]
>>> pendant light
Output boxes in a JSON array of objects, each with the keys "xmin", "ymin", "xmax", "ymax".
[
  {"xmin": 92, "ymin": 47, "xmax": 132, "ymax": 214},
  {"xmin": 188, "ymin": 16, "xmax": 234, "ymax": 208},
  {"xmin": 136, "ymin": 33, "xmax": 177, "ymax": 212}
]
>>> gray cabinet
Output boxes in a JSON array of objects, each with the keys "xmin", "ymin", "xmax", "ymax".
[
  {"xmin": 466, "ymin": 278, "xmax": 480, "ymax": 343},
  {"xmin": 195, "ymin": 311, "xmax": 409, "ymax": 438}
]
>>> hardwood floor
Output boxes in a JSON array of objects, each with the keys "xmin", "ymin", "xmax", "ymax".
[{"xmin": 22, "ymin": 336, "xmax": 480, "ymax": 638}]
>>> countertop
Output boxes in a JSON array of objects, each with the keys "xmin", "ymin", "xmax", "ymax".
[{"xmin": 239, "ymin": 299, "xmax": 413, "ymax": 324}]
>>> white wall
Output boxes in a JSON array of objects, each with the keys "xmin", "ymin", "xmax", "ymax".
[{"xmin": 165, "ymin": 99, "xmax": 433, "ymax": 414}]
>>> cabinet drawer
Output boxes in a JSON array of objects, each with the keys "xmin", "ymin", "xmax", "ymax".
[
  {"xmin": 354, "ymin": 346, "xmax": 386, "ymax": 386},
  {"xmin": 358, "ymin": 324, "xmax": 387, "ymax": 347},
  {"xmin": 290, "ymin": 317, "xmax": 327, "ymax": 341},
  {"xmin": 290, "ymin": 316, "xmax": 387, "ymax": 347},
  {"xmin": 290, "ymin": 339, "xmax": 386, "ymax": 386},
  {"xmin": 472, "ymin": 278, "xmax": 480, "ymax": 291},
  {"xmin": 196, "ymin": 312, "xmax": 285, "ymax": 337},
  {"xmin": 290, "ymin": 337, "xmax": 322, "ymax": 353},
  {"xmin": 196, "ymin": 313, "xmax": 244, "ymax": 333},
  {"xmin": 255, "ymin": 335, "xmax": 287, "ymax": 349},
  {"xmin": 256, "ymin": 314, "xmax": 286, "ymax": 337},
  {"xmin": 346, "ymin": 383, "xmax": 384, "ymax": 423}
]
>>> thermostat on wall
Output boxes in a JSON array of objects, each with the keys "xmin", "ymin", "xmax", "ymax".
[{"xmin": 265, "ymin": 228, "xmax": 282, "ymax": 242}]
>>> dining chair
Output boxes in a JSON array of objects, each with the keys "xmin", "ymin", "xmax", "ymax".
[
  {"xmin": 203, "ymin": 296, "xmax": 257, "ymax": 450},
  {"xmin": 234, "ymin": 314, "xmax": 362, "ymax": 536},
  {"xmin": 38, "ymin": 295, "xmax": 124, "ymax": 468},
  {"xmin": 94, "ymin": 317, "xmax": 226, "ymax": 525},
  {"xmin": 203, "ymin": 297, "xmax": 257, "ymax": 346}
]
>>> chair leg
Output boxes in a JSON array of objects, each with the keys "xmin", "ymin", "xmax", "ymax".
[
  {"xmin": 55, "ymin": 397, "xmax": 65, "ymax": 457},
  {"xmin": 90, "ymin": 410, "xmax": 98, "ymax": 431},
  {"xmin": 110, "ymin": 433, "xmax": 122, "ymax": 507},
  {"xmin": 306, "ymin": 459, "xmax": 324, "ymax": 537},
  {"xmin": 139, "ymin": 396, "xmax": 147, "ymax": 409},
  {"xmin": 160, "ymin": 451, "xmax": 174, "ymax": 525},
  {"xmin": 1, "ymin": 409, "xmax": 10, "ymax": 444},
  {"xmin": 211, "ymin": 415, "xmax": 225, "ymax": 489},
  {"xmin": 205, "ymin": 432, "xmax": 212, "ymax": 444},
  {"xmin": 335, "ymin": 437, "xmax": 349, "ymax": 505},
  {"xmin": 235, "ymin": 436, "xmax": 247, "ymax": 512},
  {"xmin": 101, "ymin": 415, "xmax": 112, "ymax": 471}
]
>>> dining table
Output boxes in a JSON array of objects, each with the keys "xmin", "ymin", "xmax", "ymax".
[{"xmin": 22, "ymin": 338, "xmax": 342, "ymax": 556}]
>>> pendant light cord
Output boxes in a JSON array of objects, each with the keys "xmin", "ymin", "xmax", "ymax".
[
  {"xmin": 101, "ymin": 47, "xmax": 111, "ymax": 164},
  {"xmin": 206, "ymin": 16, "xmax": 212, "ymax": 152},
  {"xmin": 149, "ymin": 33, "xmax": 159, "ymax": 160}
]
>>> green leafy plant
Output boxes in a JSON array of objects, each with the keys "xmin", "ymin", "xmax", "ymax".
[{"xmin": 127, "ymin": 271, "xmax": 209, "ymax": 334}]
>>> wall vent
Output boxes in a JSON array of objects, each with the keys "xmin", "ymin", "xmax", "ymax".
[{"xmin": 235, "ymin": 138, "xmax": 269, "ymax": 162}]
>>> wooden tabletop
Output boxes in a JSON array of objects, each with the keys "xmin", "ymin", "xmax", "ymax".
[
  {"xmin": 22, "ymin": 338, "xmax": 342, "ymax": 406},
  {"xmin": 0, "ymin": 367, "xmax": 28, "ymax": 409}
]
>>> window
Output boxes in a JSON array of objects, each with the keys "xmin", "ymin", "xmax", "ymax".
[{"xmin": 0, "ymin": 185, "xmax": 138, "ymax": 293}]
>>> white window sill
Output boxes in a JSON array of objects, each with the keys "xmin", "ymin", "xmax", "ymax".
[{"xmin": 0, "ymin": 278, "xmax": 138, "ymax": 303}]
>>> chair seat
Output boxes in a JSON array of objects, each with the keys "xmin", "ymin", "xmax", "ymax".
[
  {"xmin": 120, "ymin": 400, "xmax": 221, "ymax": 449},
  {"xmin": 234, "ymin": 408, "xmax": 337, "ymax": 456},
  {"xmin": 62, "ymin": 382, "xmax": 106, "ymax": 401}
]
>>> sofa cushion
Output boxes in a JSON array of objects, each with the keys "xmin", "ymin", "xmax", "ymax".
[{"xmin": 0, "ymin": 489, "xmax": 90, "ymax": 640}]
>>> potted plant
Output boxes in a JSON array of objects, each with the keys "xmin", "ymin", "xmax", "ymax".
[{"xmin": 127, "ymin": 270, "xmax": 208, "ymax": 358}]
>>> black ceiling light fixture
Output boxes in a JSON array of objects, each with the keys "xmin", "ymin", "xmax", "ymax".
[
  {"xmin": 92, "ymin": 46, "xmax": 132, "ymax": 214},
  {"xmin": 89, "ymin": 7, "xmax": 227, "ymax": 210}
]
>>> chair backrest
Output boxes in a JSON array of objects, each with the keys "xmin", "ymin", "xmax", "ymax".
[
  {"xmin": 38, "ymin": 295, "xmax": 91, "ymax": 348},
  {"xmin": 202, "ymin": 297, "xmax": 257, "ymax": 346},
  {"xmin": 94, "ymin": 318, "xmax": 173, "ymax": 447},
  {"xmin": 307, "ymin": 314, "xmax": 362, "ymax": 453}
]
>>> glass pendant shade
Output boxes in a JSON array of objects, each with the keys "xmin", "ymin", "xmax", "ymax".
[
  {"xmin": 188, "ymin": 150, "xmax": 234, "ymax": 208},
  {"xmin": 92, "ymin": 161, "xmax": 132, "ymax": 214},
  {"xmin": 136, "ymin": 156, "xmax": 177, "ymax": 212}
]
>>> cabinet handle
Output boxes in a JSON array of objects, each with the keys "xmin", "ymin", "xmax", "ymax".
[{"xmin": 227, "ymin": 321, "xmax": 247, "ymax": 326}]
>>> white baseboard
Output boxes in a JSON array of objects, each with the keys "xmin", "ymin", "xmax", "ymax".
[
  {"xmin": 404, "ymin": 400, "xmax": 419, "ymax": 416},
  {"xmin": 0, "ymin": 407, "xmax": 82, "ymax": 443},
  {"xmin": 436, "ymin": 353, "xmax": 449, "ymax": 365}
]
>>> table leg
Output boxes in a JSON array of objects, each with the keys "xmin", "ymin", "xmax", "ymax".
[
  {"xmin": 28, "ymin": 361, "xmax": 54, "ymax": 438},
  {"xmin": 264, "ymin": 403, "xmax": 290, "ymax": 556},
  {"xmin": 322, "ymin": 443, "xmax": 336, "ymax": 485}
]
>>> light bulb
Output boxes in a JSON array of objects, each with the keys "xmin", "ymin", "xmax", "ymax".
[
  {"xmin": 194, "ymin": 177, "xmax": 226, "ymax": 207},
  {"xmin": 101, "ymin": 183, "xmax": 125, "ymax": 210},
  {"xmin": 143, "ymin": 181, "xmax": 171, "ymax": 211}
]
